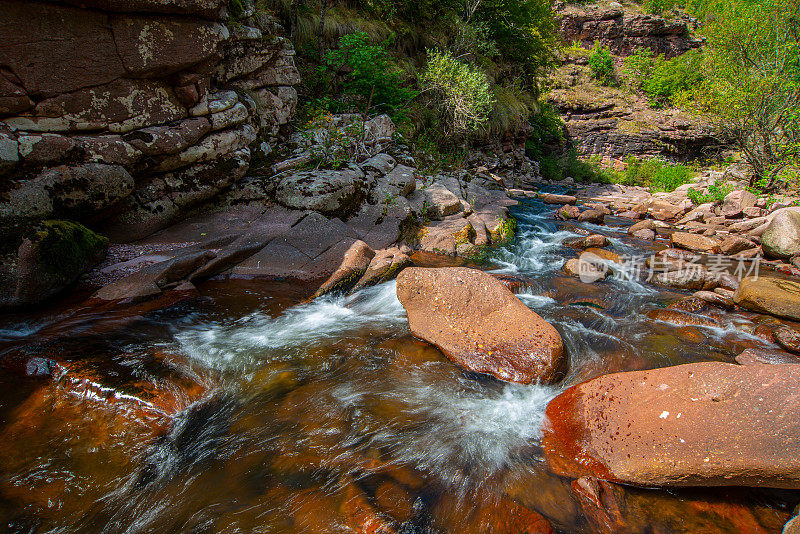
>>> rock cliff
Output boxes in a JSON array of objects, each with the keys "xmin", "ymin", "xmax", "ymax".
[
  {"xmin": 0, "ymin": 0, "xmax": 299, "ymax": 306},
  {"xmin": 0, "ymin": 0, "xmax": 299, "ymax": 242}
]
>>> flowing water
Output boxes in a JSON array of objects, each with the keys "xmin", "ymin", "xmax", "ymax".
[{"xmin": 0, "ymin": 194, "xmax": 797, "ymax": 533}]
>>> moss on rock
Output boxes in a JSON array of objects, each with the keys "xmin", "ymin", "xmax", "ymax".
[{"xmin": 34, "ymin": 220, "xmax": 109, "ymax": 277}]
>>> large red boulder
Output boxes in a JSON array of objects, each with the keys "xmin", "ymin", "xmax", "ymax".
[
  {"xmin": 542, "ymin": 362, "xmax": 800, "ymax": 488},
  {"xmin": 396, "ymin": 267, "xmax": 566, "ymax": 384}
]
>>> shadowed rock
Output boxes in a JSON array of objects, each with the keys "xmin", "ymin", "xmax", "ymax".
[{"xmin": 396, "ymin": 267, "xmax": 566, "ymax": 384}]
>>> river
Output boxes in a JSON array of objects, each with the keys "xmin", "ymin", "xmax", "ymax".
[{"xmin": 0, "ymin": 194, "xmax": 795, "ymax": 532}]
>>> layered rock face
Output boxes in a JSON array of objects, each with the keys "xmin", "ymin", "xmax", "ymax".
[
  {"xmin": 549, "ymin": 4, "xmax": 722, "ymax": 161},
  {"xmin": 0, "ymin": 0, "xmax": 299, "ymax": 243},
  {"xmin": 558, "ymin": 4, "xmax": 701, "ymax": 58}
]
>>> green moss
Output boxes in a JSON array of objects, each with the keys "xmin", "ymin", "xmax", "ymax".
[
  {"xmin": 491, "ymin": 217, "xmax": 517, "ymax": 244},
  {"xmin": 34, "ymin": 220, "xmax": 109, "ymax": 278}
]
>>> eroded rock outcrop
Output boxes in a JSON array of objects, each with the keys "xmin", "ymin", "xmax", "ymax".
[
  {"xmin": 0, "ymin": 0, "xmax": 299, "ymax": 243},
  {"xmin": 396, "ymin": 267, "xmax": 566, "ymax": 384},
  {"xmin": 558, "ymin": 4, "xmax": 701, "ymax": 58},
  {"xmin": 0, "ymin": 0, "xmax": 300, "ymax": 306}
]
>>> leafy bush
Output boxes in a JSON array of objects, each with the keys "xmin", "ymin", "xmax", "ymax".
[
  {"xmin": 650, "ymin": 164, "xmax": 695, "ymax": 191},
  {"xmin": 588, "ymin": 43, "xmax": 615, "ymax": 86},
  {"xmin": 687, "ymin": 180, "xmax": 735, "ymax": 205},
  {"xmin": 419, "ymin": 50, "xmax": 495, "ymax": 136},
  {"xmin": 525, "ymin": 104, "xmax": 565, "ymax": 161},
  {"xmin": 622, "ymin": 156, "xmax": 695, "ymax": 191},
  {"xmin": 322, "ymin": 32, "xmax": 416, "ymax": 117},
  {"xmin": 623, "ymin": 48, "xmax": 704, "ymax": 107},
  {"xmin": 537, "ymin": 150, "xmax": 621, "ymax": 183},
  {"xmin": 644, "ymin": 0, "xmax": 682, "ymax": 15}
]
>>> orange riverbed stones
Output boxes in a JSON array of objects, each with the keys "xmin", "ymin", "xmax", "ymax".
[
  {"xmin": 542, "ymin": 362, "xmax": 800, "ymax": 488},
  {"xmin": 396, "ymin": 267, "xmax": 566, "ymax": 384}
]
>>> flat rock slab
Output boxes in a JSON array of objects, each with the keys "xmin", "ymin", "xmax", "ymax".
[
  {"xmin": 396, "ymin": 267, "xmax": 565, "ymax": 384},
  {"xmin": 542, "ymin": 362, "xmax": 800, "ymax": 488}
]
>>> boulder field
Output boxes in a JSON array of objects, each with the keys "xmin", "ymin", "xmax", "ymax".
[
  {"xmin": 542, "ymin": 362, "xmax": 800, "ymax": 488},
  {"xmin": 396, "ymin": 267, "xmax": 566, "ymax": 384}
]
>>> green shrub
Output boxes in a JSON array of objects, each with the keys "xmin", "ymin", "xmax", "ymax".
[
  {"xmin": 622, "ymin": 156, "xmax": 695, "ymax": 191},
  {"xmin": 588, "ymin": 43, "xmax": 615, "ymax": 86},
  {"xmin": 623, "ymin": 48, "xmax": 704, "ymax": 107},
  {"xmin": 538, "ymin": 150, "xmax": 622, "ymax": 183},
  {"xmin": 644, "ymin": 0, "xmax": 682, "ymax": 15},
  {"xmin": 687, "ymin": 180, "xmax": 735, "ymax": 205},
  {"xmin": 322, "ymin": 32, "xmax": 417, "ymax": 118},
  {"xmin": 419, "ymin": 50, "xmax": 495, "ymax": 136},
  {"xmin": 525, "ymin": 103, "xmax": 565, "ymax": 162}
]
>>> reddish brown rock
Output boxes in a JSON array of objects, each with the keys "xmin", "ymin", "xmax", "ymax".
[
  {"xmin": 721, "ymin": 189, "xmax": 757, "ymax": 218},
  {"xmin": 646, "ymin": 308, "xmax": 719, "ymax": 328},
  {"xmin": 396, "ymin": 267, "xmax": 566, "ymax": 384},
  {"xmin": 1, "ymin": 2, "xmax": 125, "ymax": 98},
  {"xmin": 670, "ymin": 232, "xmax": 720, "ymax": 254},
  {"xmin": 557, "ymin": 204, "xmax": 580, "ymax": 220},
  {"xmin": 775, "ymin": 327, "xmax": 800, "ymax": 355},
  {"xmin": 374, "ymin": 480, "xmax": 416, "ymax": 523},
  {"xmin": 541, "ymin": 193, "xmax": 577, "ymax": 205},
  {"xmin": 719, "ymin": 235, "xmax": 754, "ymax": 256},
  {"xmin": 564, "ymin": 234, "xmax": 609, "ymax": 249},
  {"xmin": 542, "ymin": 362, "xmax": 800, "ymax": 488},
  {"xmin": 572, "ymin": 476, "xmax": 786, "ymax": 534},
  {"xmin": 313, "ymin": 240, "xmax": 375, "ymax": 298},
  {"xmin": 352, "ymin": 248, "xmax": 412, "ymax": 291},
  {"xmin": 735, "ymin": 348, "xmax": 800, "ymax": 365},
  {"xmin": 578, "ymin": 209, "xmax": 605, "ymax": 224},
  {"xmin": 110, "ymin": 15, "xmax": 227, "ymax": 77}
]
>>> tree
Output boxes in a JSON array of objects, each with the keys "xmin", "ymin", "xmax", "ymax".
[{"xmin": 697, "ymin": 0, "xmax": 800, "ymax": 189}]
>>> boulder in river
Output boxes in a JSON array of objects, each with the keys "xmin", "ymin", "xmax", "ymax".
[
  {"xmin": 396, "ymin": 267, "xmax": 566, "ymax": 384},
  {"xmin": 542, "ymin": 362, "xmax": 800, "ymax": 488},
  {"xmin": 761, "ymin": 209, "xmax": 800, "ymax": 259},
  {"xmin": 670, "ymin": 232, "xmax": 720, "ymax": 254},
  {"xmin": 734, "ymin": 276, "xmax": 800, "ymax": 321}
]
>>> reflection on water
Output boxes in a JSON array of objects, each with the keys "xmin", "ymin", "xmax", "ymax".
[{"xmin": 0, "ymin": 194, "xmax": 795, "ymax": 533}]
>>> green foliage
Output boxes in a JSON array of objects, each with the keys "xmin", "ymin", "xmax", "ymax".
[
  {"xmin": 475, "ymin": 0, "xmax": 557, "ymax": 89},
  {"xmin": 687, "ymin": 180, "xmax": 735, "ymax": 205},
  {"xmin": 419, "ymin": 50, "xmax": 495, "ymax": 137},
  {"xmin": 644, "ymin": 0, "xmax": 683, "ymax": 15},
  {"xmin": 588, "ymin": 43, "xmax": 615, "ymax": 86},
  {"xmin": 300, "ymin": 109, "xmax": 375, "ymax": 169},
  {"xmin": 321, "ymin": 32, "xmax": 416, "ymax": 118},
  {"xmin": 622, "ymin": 156, "xmax": 696, "ymax": 191},
  {"xmin": 525, "ymin": 103, "xmax": 565, "ymax": 161},
  {"xmin": 623, "ymin": 48, "xmax": 704, "ymax": 107},
  {"xmin": 537, "ymin": 150, "xmax": 622, "ymax": 183},
  {"xmin": 689, "ymin": 0, "xmax": 800, "ymax": 190}
]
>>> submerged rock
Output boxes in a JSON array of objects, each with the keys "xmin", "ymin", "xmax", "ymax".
[
  {"xmin": 396, "ymin": 267, "xmax": 565, "ymax": 384},
  {"xmin": 542, "ymin": 362, "xmax": 800, "ymax": 488}
]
